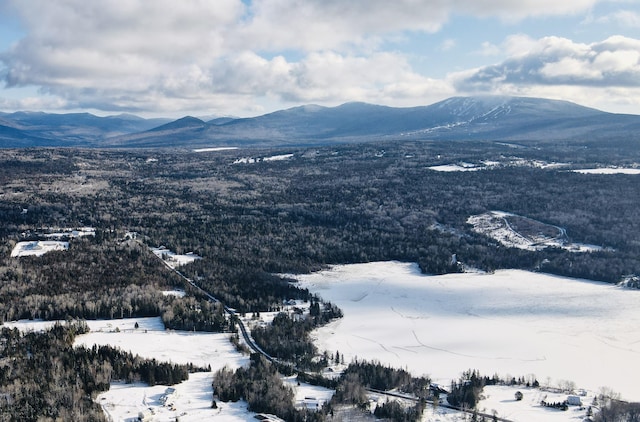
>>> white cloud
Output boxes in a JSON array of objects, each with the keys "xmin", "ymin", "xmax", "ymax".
[
  {"xmin": 452, "ymin": 35, "xmax": 640, "ymax": 113},
  {"xmin": 455, "ymin": 35, "xmax": 640, "ymax": 89},
  {"xmin": 0, "ymin": 0, "xmax": 627, "ymax": 116}
]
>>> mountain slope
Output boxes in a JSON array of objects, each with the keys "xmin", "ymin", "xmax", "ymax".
[
  {"xmin": 0, "ymin": 112, "xmax": 171, "ymax": 147},
  {"xmin": 108, "ymin": 96, "xmax": 640, "ymax": 148},
  {"xmin": 2, "ymin": 96, "xmax": 640, "ymax": 148}
]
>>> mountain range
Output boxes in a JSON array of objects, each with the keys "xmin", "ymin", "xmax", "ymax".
[{"xmin": 1, "ymin": 96, "xmax": 639, "ymax": 148}]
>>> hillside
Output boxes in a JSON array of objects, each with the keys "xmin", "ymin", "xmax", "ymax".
[
  {"xmin": 1, "ymin": 96, "xmax": 640, "ymax": 148},
  {"xmin": 0, "ymin": 111, "xmax": 171, "ymax": 147}
]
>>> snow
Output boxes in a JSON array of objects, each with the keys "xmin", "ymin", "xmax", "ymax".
[
  {"xmin": 263, "ymin": 153, "xmax": 294, "ymax": 161},
  {"xmin": 44, "ymin": 227, "xmax": 96, "ymax": 239},
  {"xmin": 467, "ymin": 211, "xmax": 604, "ymax": 252},
  {"xmin": 233, "ymin": 153, "xmax": 294, "ymax": 164},
  {"xmin": 81, "ymin": 319, "xmax": 251, "ymax": 421},
  {"xmin": 73, "ymin": 318, "xmax": 248, "ymax": 369},
  {"xmin": 477, "ymin": 385, "xmax": 595, "ymax": 422},
  {"xmin": 294, "ymin": 262, "xmax": 640, "ymax": 402},
  {"xmin": 10, "ymin": 240, "xmax": 69, "ymax": 257},
  {"xmin": 282, "ymin": 376, "xmax": 334, "ymax": 410},
  {"xmin": 193, "ymin": 147, "xmax": 239, "ymax": 153},
  {"xmin": 428, "ymin": 160, "xmax": 566, "ymax": 172},
  {"xmin": 5, "ymin": 317, "xmax": 252, "ymax": 422},
  {"xmin": 98, "ymin": 373, "xmax": 255, "ymax": 422},
  {"xmin": 162, "ymin": 289, "xmax": 186, "ymax": 298},
  {"xmin": 573, "ymin": 168, "xmax": 640, "ymax": 175},
  {"xmin": 151, "ymin": 247, "xmax": 201, "ymax": 268},
  {"xmin": 428, "ymin": 164, "xmax": 482, "ymax": 172}
]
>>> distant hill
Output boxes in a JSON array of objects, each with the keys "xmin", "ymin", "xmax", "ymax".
[
  {"xmin": 0, "ymin": 111, "xmax": 171, "ymax": 147},
  {"xmin": 2, "ymin": 96, "xmax": 640, "ymax": 148}
]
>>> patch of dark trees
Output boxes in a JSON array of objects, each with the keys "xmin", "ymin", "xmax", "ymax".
[
  {"xmin": 540, "ymin": 399, "xmax": 569, "ymax": 411},
  {"xmin": 251, "ymin": 300, "xmax": 342, "ymax": 370},
  {"xmin": 0, "ymin": 321, "xmax": 204, "ymax": 422},
  {"xmin": 373, "ymin": 399, "xmax": 426, "ymax": 422},
  {"xmin": 0, "ymin": 236, "xmax": 232, "ymax": 332},
  {"xmin": 214, "ymin": 355, "xmax": 431, "ymax": 422},
  {"xmin": 213, "ymin": 353, "xmax": 325, "ymax": 422},
  {"xmin": 341, "ymin": 360, "xmax": 432, "ymax": 399},
  {"xmin": 594, "ymin": 400, "xmax": 640, "ymax": 421}
]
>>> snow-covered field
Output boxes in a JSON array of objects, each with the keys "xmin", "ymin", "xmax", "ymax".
[
  {"xmin": 468, "ymin": 211, "xmax": 603, "ymax": 252},
  {"xmin": 429, "ymin": 163, "xmax": 482, "ymax": 172},
  {"xmin": 294, "ymin": 262, "xmax": 640, "ymax": 402},
  {"xmin": 573, "ymin": 168, "xmax": 640, "ymax": 175},
  {"xmin": 233, "ymin": 153, "xmax": 294, "ymax": 164},
  {"xmin": 10, "ymin": 240, "xmax": 69, "ymax": 257},
  {"xmin": 429, "ymin": 159, "xmax": 567, "ymax": 172},
  {"xmin": 6, "ymin": 317, "xmax": 253, "ymax": 422},
  {"xmin": 193, "ymin": 147, "xmax": 239, "ymax": 153}
]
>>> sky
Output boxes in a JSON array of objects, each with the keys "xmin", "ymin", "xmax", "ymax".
[{"xmin": 0, "ymin": 0, "xmax": 639, "ymax": 118}]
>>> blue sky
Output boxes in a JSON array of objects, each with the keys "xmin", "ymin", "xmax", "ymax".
[{"xmin": 0, "ymin": 0, "xmax": 639, "ymax": 117}]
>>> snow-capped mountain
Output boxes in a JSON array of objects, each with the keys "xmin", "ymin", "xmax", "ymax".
[{"xmin": 1, "ymin": 96, "xmax": 639, "ymax": 148}]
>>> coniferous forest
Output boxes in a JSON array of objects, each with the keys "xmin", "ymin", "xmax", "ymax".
[{"xmin": 2, "ymin": 139, "xmax": 640, "ymax": 419}]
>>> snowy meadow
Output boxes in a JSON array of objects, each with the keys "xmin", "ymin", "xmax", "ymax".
[{"xmin": 294, "ymin": 262, "xmax": 640, "ymax": 401}]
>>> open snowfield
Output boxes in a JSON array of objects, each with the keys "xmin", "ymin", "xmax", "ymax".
[
  {"xmin": 573, "ymin": 168, "xmax": 640, "ymax": 175},
  {"xmin": 294, "ymin": 262, "xmax": 640, "ymax": 402},
  {"xmin": 10, "ymin": 240, "xmax": 69, "ymax": 257}
]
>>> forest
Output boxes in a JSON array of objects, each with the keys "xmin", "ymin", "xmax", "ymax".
[{"xmin": 1, "ymin": 139, "xmax": 640, "ymax": 419}]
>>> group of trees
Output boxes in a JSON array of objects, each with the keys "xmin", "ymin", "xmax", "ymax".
[
  {"xmin": 213, "ymin": 354, "xmax": 324, "ymax": 422},
  {"xmin": 214, "ymin": 355, "xmax": 431, "ymax": 422},
  {"xmin": 594, "ymin": 400, "xmax": 640, "ymax": 421},
  {"xmin": 250, "ymin": 299, "xmax": 342, "ymax": 369}
]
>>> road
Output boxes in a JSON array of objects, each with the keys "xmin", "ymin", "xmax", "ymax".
[{"xmin": 155, "ymin": 251, "xmax": 513, "ymax": 422}]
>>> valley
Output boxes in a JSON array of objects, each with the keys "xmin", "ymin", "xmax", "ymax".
[{"xmin": 1, "ymin": 139, "xmax": 640, "ymax": 421}]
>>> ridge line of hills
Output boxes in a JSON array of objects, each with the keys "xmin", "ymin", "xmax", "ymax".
[{"xmin": 1, "ymin": 95, "xmax": 639, "ymax": 148}]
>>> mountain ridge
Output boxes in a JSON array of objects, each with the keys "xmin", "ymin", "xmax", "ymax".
[{"xmin": 1, "ymin": 96, "xmax": 639, "ymax": 148}]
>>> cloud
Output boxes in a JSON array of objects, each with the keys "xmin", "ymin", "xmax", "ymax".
[
  {"xmin": 455, "ymin": 35, "xmax": 640, "ymax": 90},
  {"xmin": 451, "ymin": 35, "xmax": 640, "ymax": 114},
  {"xmin": 595, "ymin": 10, "xmax": 640, "ymax": 27},
  {"xmin": 0, "ymin": 0, "xmax": 621, "ymax": 115}
]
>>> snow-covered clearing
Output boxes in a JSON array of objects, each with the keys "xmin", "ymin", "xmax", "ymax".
[
  {"xmin": 478, "ymin": 385, "xmax": 595, "ymax": 422},
  {"xmin": 429, "ymin": 163, "xmax": 482, "ymax": 172},
  {"xmin": 233, "ymin": 153, "xmax": 294, "ymax": 164},
  {"xmin": 6, "ymin": 317, "xmax": 252, "ymax": 422},
  {"xmin": 467, "ymin": 211, "xmax": 603, "ymax": 252},
  {"xmin": 10, "ymin": 240, "xmax": 69, "ymax": 257},
  {"xmin": 429, "ymin": 159, "xmax": 567, "ymax": 172},
  {"xmin": 282, "ymin": 376, "xmax": 334, "ymax": 410},
  {"xmin": 573, "ymin": 168, "xmax": 640, "ymax": 175},
  {"xmin": 193, "ymin": 147, "xmax": 239, "ymax": 153},
  {"xmin": 44, "ymin": 226, "xmax": 96, "ymax": 239},
  {"xmin": 294, "ymin": 262, "xmax": 640, "ymax": 402},
  {"xmin": 151, "ymin": 247, "xmax": 201, "ymax": 268}
]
